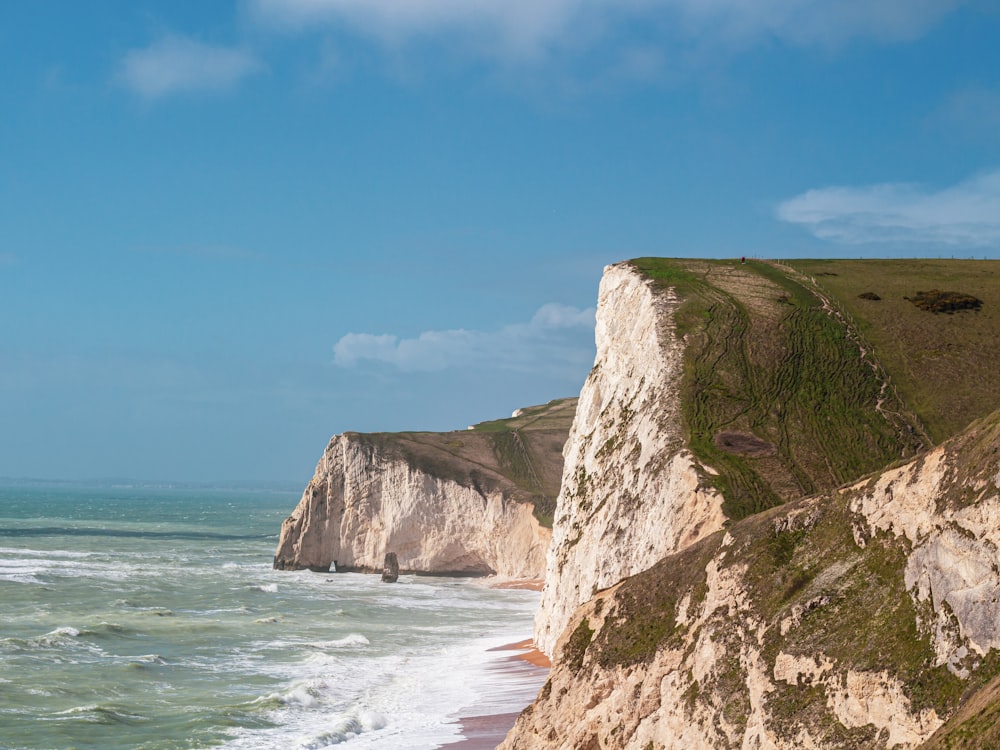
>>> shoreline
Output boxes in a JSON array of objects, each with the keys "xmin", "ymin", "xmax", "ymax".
[
  {"xmin": 440, "ymin": 638, "xmax": 550, "ymax": 749},
  {"xmin": 489, "ymin": 578, "xmax": 545, "ymax": 592}
]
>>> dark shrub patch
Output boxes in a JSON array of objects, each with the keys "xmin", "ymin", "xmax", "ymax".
[{"xmin": 905, "ymin": 290, "xmax": 982, "ymax": 314}]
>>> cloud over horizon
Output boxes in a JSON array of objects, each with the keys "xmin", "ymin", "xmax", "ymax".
[
  {"xmin": 333, "ymin": 303, "xmax": 596, "ymax": 374},
  {"xmin": 776, "ymin": 168, "xmax": 1000, "ymax": 247},
  {"xmin": 119, "ymin": 35, "xmax": 264, "ymax": 99}
]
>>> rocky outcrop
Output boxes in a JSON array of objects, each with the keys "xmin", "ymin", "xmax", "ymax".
[
  {"xmin": 273, "ymin": 400, "xmax": 574, "ymax": 577},
  {"xmin": 535, "ymin": 263, "xmax": 726, "ymax": 655},
  {"xmin": 381, "ymin": 552, "xmax": 399, "ymax": 583},
  {"xmin": 502, "ymin": 411, "xmax": 1000, "ymax": 750}
]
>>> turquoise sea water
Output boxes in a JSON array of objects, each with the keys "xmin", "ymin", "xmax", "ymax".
[{"xmin": 0, "ymin": 483, "xmax": 545, "ymax": 750}]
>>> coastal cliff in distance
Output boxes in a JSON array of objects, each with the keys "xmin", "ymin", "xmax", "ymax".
[
  {"xmin": 273, "ymin": 399, "xmax": 575, "ymax": 577},
  {"xmin": 505, "ymin": 258, "xmax": 1000, "ymax": 749}
]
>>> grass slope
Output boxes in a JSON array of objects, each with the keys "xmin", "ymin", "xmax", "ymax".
[
  {"xmin": 786, "ymin": 259, "xmax": 999, "ymax": 444},
  {"xmin": 352, "ymin": 398, "xmax": 576, "ymax": 528},
  {"xmin": 630, "ymin": 258, "xmax": 929, "ymax": 521}
]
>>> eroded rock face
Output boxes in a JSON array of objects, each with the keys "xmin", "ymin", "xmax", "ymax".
[
  {"xmin": 273, "ymin": 434, "xmax": 550, "ymax": 577},
  {"xmin": 534, "ymin": 263, "xmax": 725, "ymax": 655},
  {"xmin": 502, "ymin": 412, "xmax": 1000, "ymax": 750}
]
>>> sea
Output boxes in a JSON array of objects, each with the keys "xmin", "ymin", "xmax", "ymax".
[{"xmin": 0, "ymin": 482, "xmax": 546, "ymax": 750}]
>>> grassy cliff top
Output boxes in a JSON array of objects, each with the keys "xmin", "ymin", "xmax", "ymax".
[
  {"xmin": 347, "ymin": 398, "xmax": 577, "ymax": 527},
  {"xmin": 786, "ymin": 259, "xmax": 999, "ymax": 444},
  {"xmin": 628, "ymin": 257, "xmax": 998, "ymax": 521}
]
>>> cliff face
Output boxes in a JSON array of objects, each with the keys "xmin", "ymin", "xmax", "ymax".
[
  {"xmin": 534, "ymin": 256, "xmax": 928, "ymax": 656},
  {"xmin": 274, "ymin": 399, "xmax": 574, "ymax": 577},
  {"xmin": 534, "ymin": 264, "xmax": 725, "ymax": 654},
  {"xmin": 506, "ymin": 259, "xmax": 1000, "ymax": 748},
  {"xmin": 502, "ymin": 411, "xmax": 1000, "ymax": 750}
]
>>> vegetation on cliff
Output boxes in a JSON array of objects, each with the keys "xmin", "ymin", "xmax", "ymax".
[
  {"xmin": 351, "ymin": 398, "xmax": 575, "ymax": 527},
  {"xmin": 507, "ymin": 258, "xmax": 1000, "ymax": 749},
  {"xmin": 629, "ymin": 258, "xmax": 930, "ymax": 521},
  {"xmin": 787, "ymin": 259, "xmax": 998, "ymax": 444},
  {"xmin": 511, "ymin": 409, "xmax": 1000, "ymax": 749}
]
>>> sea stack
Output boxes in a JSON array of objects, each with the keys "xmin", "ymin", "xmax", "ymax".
[{"xmin": 381, "ymin": 552, "xmax": 399, "ymax": 583}]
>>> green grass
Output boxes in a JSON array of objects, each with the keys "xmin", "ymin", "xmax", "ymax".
[
  {"xmin": 470, "ymin": 397, "xmax": 577, "ymax": 433},
  {"xmin": 788, "ymin": 259, "xmax": 1000, "ymax": 443},
  {"xmin": 355, "ymin": 398, "xmax": 576, "ymax": 528},
  {"xmin": 563, "ymin": 617, "xmax": 595, "ymax": 673},
  {"xmin": 629, "ymin": 258, "xmax": 926, "ymax": 521}
]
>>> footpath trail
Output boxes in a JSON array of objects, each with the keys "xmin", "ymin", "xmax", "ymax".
[{"xmin": 766, "ymin": 260, "xmax": 934, "ymax": 448}]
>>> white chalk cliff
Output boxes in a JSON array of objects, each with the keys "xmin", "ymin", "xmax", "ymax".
[
  {"xmin": 535, "ymin": 263, "xmax": 726, "ymax": 655},
  {"xmin": 274, "ymin": 432, "xmax": 553, "ymax": 576},
  {"xmin": 503, "ymin": 258, "xmax": 1000, "ymax": 749}
]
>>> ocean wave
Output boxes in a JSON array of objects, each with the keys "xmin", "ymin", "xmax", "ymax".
[
  {"xmin": 81, "ymin": 622, "xmax": 129, "ymax": 638},
  {"xmin": 252, "ymin": 583, "xmax": 279, "ymax": 593},
  {"xmin": 257, "ymin": 678, "xmax": 330, "ymax": 710},
  {"xmin": 0, "ymin": 546, "xmax": 92, "ymax": 559},
  {"xmin": 0, "ymin": 556, "xmax": 130, "ymax": 583},
  {"xmin": 295, "ymin": 710, "xmax": 388, "ymax": 749},
  {"xmin": 308, "ymin": 634, "xmax": 370, "ymax": 650},
  {"xmin": 0, "ymin": 572, "xmax": 44, "ymax": 584},
  {"xmin": 51, "ymin": 704, "xmax": 148, "ymax": 725}
]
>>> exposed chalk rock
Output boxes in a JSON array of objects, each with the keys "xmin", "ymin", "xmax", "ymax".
[
  {"xmin": 273, "ymin": 426, "xmax": 563, "ymax": 577},
  {"xmin": 534, "ymin": 263, "xmax": 725, "ymax": 655}
]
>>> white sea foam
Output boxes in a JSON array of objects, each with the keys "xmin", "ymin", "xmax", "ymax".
[
  {"xmin": 0, "ymin": 546, "xmax": 93, "ymax": 559},
  {"xmin": 309, "ymin": 634, "xmax": 370, "ymax": 650},
  {"xmin": 1, "ymin": 487, "xmax": 544, "ymax": 750},
  {"xmin": 295, "ymin": 710, "xmax": 389, "ymax": 749},
  {"xmin": 49, "ymin": 626, "xmax": 81, "ymax": 638},
  {"xmin": 0, "ymin": 555, "xmax": 130, "ymax": 583},
  {"xmin": 132, "ymin": 654, "xmax": 166, "ymax": 664}
]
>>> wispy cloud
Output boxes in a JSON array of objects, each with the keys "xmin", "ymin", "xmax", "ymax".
[
  {"xmin": 333, "ymin": 303, "xmax": 596, "ymax": 373},
  {"xmin": 119, "ymin": 35, "xmax": 264, "ymax": 100},
  {"xmin": 249, "ymin": 0, "xmax": 965, "ymax": 63},
  {"xmin": 776, "ymin": 169, "xmax": 1000, "ymax": 247},
  {"xmin": 930, "ymin": 86, "xmax": 1000, "ymax": 138}
]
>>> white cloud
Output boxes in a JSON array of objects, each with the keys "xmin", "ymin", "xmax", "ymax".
[
  {"xmin": 776, "ymin": 169, "xmax": 1000, "ymax": 247},
  {"xmin": 249, "ymin": 0, "xmax": 965, "ymax": 61},
  {"xmin": 333, "ymin": 303, "xmax": 596, "ymax": 373},
  {"xmin": 119, "ymin": 35, "xmax": 264, "ymax": 99}
]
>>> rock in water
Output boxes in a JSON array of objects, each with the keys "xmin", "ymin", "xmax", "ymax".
[{"xmin": 381, "ymin": 552, "xmax": 399, "ymax": 583}]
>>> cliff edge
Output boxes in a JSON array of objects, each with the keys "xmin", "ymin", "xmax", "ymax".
[
  {"xmin": 510, "ymin": 257, "xmax": 999, "ymax": 748},
  {"xmin": 535, "ymin": 259, "xmax": 931, "ymax": 654},
  {"xmin": 534, "ymin": 264, "xmax": 726, "ymax": 654},
  {"xmin": 273, "ymin": 399, "xmax": 575, "ymax": 577}
]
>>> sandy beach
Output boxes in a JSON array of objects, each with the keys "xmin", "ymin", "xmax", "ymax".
[
  {"xmin": 441, "ymin": 638, "xmax": 550, "ymax": 749},
  {"xmin": 489, "ymin": 578, "xmax": 545, "ymax": 592}
]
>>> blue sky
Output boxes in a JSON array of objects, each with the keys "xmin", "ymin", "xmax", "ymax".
[{"xmin": 2, "ymin": 1, "xmax": 999, "ymax": 482}]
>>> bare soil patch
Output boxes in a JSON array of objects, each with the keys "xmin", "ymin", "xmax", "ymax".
[{"xmin": 714, "ymin": 430, "xmax": 777, "ymax": 457}]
